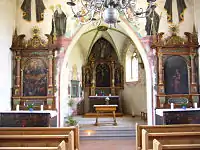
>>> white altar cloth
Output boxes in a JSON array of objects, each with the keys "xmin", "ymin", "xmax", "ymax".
[
  {"xmin": 0, "ymin": 111, "xmax": 57, "ymax": 118},
  {"xmin": 156, "ymin": 108, "xmax": 200, "ymax": 117}
]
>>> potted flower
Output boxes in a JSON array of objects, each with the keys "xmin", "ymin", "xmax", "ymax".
[
  {"xmin": 65, "ymin": 116, "xmax": 77, "ymax": 126},
  {"xmin": 27, "ymin": 104, "xmax": 34, "ymax": 111},
  {"xmin": 181, "ymin": 103, "xmax": 187, "ymax": 109},
  {"xmin": 65, "ymin": 99, "xmax": 78, "ymax": 126}
]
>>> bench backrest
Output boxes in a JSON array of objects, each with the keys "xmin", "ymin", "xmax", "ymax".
[
  {"xmin": 0, "ymin": 140, "xmax": 66, "ymax": 150},
  {"xmin": 153, "ymin": 139, "xmax": 200, "ymax": 150},
  {"xmin": 136, "ymin": 123, "xmax": 200, "ymax": 150},
  {"xmin": 142, "ymin": 129, "xmax": 200, "ymax": 150},
  {"xmin": 0, "ymin": 132, "xmax": 74, "ymax": 150},
  {"xmin": 0, "ymin": 125, "xmax": 79, "ymax": 150}
]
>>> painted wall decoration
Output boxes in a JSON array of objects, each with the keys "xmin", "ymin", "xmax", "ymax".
[
  {"xmin": 164, "ymin": 0, "xmax": 187, "ymax": 23},
  {"xmin": 145, "ymin": 5, "xmax": 160, "ymax": 35},
  {"xmin": 23, "ymin": 59, "xmax": 48, "ymax": 96},
  {"xmin": 21, "ymin": 0, "xmax": 46, "ymax": 22},
  {"xmin": 50, "ymin": 5, "xmax": 67, "ymax": 37},
  {"xmin": 164, "ymin": 56, "xmax": 189, "ymax": 94}
]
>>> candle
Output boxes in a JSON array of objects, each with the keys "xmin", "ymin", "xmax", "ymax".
[
  {"xmin": 16, "ymin": 104, "xmax": 19, "ymax": 111},
  {"xmin": 170, "ymin": 103, "xmax": 174, "ymax": 109},
  {"xmin": 41, "ymin": 105, "xmax": 44, "ymax": 111},
  {"xmin": 194, "ymin": 102, "xmax": 198, "ymax": 108}
]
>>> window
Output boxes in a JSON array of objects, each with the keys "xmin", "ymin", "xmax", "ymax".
[{"xmin": 126, "ymin": 51, "xmax": 138, "ymax": 82}]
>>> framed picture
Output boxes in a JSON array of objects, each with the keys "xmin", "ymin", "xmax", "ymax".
[{"xmin": 164, "ymin": 56, "xmax": 189, "ymax": 94}]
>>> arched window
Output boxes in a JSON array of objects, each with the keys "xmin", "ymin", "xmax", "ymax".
[{"xmin": 126, "ymin": 51, "xmax": 138, "ymax": 82}]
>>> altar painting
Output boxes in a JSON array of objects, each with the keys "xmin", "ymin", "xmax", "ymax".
[
  {"xmin": 164, "ymin": 56, "xmax": 189, "ymax": 94},
  {"xmin": 23, "ymin": 59, "xmax": 48, "ymax": 96}
]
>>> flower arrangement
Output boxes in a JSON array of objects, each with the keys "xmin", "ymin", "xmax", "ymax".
[
  {"xmin": 27, "ymin": 103, "xmax": 34, "ymax": 111},
  {"xmin": 105, "ymin": 97, "xmax": 110, "ymax": 105},
  {"xmin": 181, "ymin": 103, "xmax": 187, "ymax": 109},
  {"xmin": 65, "ymin": 99, "xmax": 77, "ymax": 126}
]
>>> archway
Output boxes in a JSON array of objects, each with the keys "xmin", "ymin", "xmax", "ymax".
[{"xmin": 59, "ymin": 21, "xmax": 153, "ymax": 126}]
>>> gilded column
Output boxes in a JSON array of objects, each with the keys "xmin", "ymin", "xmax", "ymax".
[
  {"xmin": 190, "ymin": 54, "xmax": 196, "ymax": 84},
  {"xmin": 111, "ymin": 61, "xmax": 115, "ymax": 95},
  {"xmin": 48, "ymin": 51, "xmax": 53, "ymax": 87},
  {"xmin": 15, "ymin": 56, "xmax": 21, "ymax": 87},
  {"xmin": 48, "ymin": 51, "xmax": 54, "ymax": 94},
  {"xmin": 111, "ymin": 61, "xmax": 115, "ymax": 87},
  {"xmin": 91, "ymin": 61, "xmax": 95, "ymax": 95},
  {"xmin": 158, "ymin": 53, "xmax": 163, "ymax": 85}
]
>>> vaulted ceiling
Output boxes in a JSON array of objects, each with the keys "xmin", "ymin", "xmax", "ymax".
[{"xmin": 77, "ymin": 25, "xmax": 135, "ymax": 63}]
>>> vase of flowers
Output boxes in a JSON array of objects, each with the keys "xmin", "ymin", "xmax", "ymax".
[
  {"xmin": 181, "ymin": 103, "xmax": 187, "ymax": 110},
  {"xmin": 27, "ymin": 104, "xmax": 34, "ymax": 111}
]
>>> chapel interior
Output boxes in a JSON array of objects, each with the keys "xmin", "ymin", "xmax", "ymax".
[{"xmin": 1, "ymin": 0, "xmax": 200, "ymax": 150}]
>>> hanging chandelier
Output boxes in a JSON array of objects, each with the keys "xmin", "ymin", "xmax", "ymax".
[{"xmin": 67, "ymin": 0, "xmax": 157, "ymax": 27}]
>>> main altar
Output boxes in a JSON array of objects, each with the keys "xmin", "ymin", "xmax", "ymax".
[{"xmin": 82, "ymin": 38, "xmax": 124, "ymax": 115}]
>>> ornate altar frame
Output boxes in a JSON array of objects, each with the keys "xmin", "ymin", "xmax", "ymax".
[
  {"xmin": 82, "ymin": 38, "xmax": 124, "ymax": 96},
  {"xmin": 10, "ymin": 28, "xmax": 57, "ymax": 110},
  {"xmin": 152, "ymin": 32, "xmax": 199, "ymax": 108}
]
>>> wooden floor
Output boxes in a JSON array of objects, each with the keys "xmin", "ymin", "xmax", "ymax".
[{"xmin": 80, "ymin": 139, "xmax": 136, "ymax": 150}]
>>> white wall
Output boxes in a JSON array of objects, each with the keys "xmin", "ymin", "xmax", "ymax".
[
  {"xmin": 0, "ymin": 0, "xmax": 16, "ymax": 111},
  {"xmin": 60, "ymin": 42, "xmax": 84, "ymax": 126},
  {"xmin": 122, "ymin": 66, "xmax": 146, "ymax": 116}
]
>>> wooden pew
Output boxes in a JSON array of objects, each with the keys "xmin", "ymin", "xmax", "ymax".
[
  {"xmin": 142, "ymin": 129, "xmax": 200, "ymax": 150},
  {"xmin": 136, "ymin": 123, "xmax": 200, "ymax": 150},
  {"xmin": 153, "ymin": 139, "xmax": 200, "ymax": 150},
  {"xmin": 0, "ymin": 125, "xmax": 79, "ymax": 150},
  {"xmin": 0, "ymin": 133, "xmax": 73, "ymax": 150},
  {"xmin": 0, "ymin": 140, "xmax": 66, "ymax": 150}
]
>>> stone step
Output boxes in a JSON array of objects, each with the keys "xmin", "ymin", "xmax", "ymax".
[{"xmin": 80, "ymin": 127, "xmax": 136, "ymax": 140}]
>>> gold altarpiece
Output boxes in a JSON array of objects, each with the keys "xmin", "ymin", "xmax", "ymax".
[
  {"xmin": 10, "ymin": 28, "xmax": 57, "ymax": 110},
  {"xmin": 152, "ymin": 32, "xmax": 200, "ymax": 108},
  {"xmin": 82, "ymin": 38, "xmax": 124, "ymax": 113}
]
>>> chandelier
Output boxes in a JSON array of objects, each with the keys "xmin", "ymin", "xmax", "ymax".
[{"xmin": 67, "ymin": 0, "xmax": 157, "ymax": 27}]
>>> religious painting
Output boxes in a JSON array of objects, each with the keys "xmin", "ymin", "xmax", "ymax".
[
  {"xmin": 96, "ymin": 63, "xmax": 110, "ymax": 87},
  {"xmin": 88, "ymin": 38, "xmax": 118, "ymax": 61},
  {"xmin": 164, "ymin": 56, "xmax": 189, "ymax": 94},
  {"xmin": 23, "ymin": 59, "xmax": 48, "ymax": 96}
]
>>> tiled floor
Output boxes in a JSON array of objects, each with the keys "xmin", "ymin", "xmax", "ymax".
[{"xmin": 80, "ymin": 139, "xmax": 136, "ymax": 150}]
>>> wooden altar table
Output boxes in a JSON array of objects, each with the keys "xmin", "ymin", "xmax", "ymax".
[
  {"xmin": 93, "ymin": 105, "xmax": 118, "ymax": 126},
  {"xmin": 0, "ymin": 111, "xmax": 57, "ymax": 127},
  {"xmin": 155, "ymin": 108, "xmax": 200, "ymax": 125}
]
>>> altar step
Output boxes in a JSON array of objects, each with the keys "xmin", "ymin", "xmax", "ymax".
[
  {"xmin": 80, "ymin": 127, "xmax": 136, "ymax": 140},
  {"xmin": 84, "ymin": 113, "xmax": 123, "ymax": 118}
]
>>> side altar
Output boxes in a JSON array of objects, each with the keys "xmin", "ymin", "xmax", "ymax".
[
  {"xmin": 155, "ymin": 108, "xmax": 200, "ymax": 125},
  {"xmin": 151, "ymin": 31, "xmax": 200, "ymax": 124},
  {"xmin": 0, "ymin": 111, "xmax": 57, "ymax": 127}
]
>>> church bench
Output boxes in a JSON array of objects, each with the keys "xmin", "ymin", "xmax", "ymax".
[
  {"xmin": 136, "ymin": 123, "xmax": 200, "ymax": 150},
  {"xmin": 142, "ymin": 129, "xmax": 200, "ymax": 150},
  {"xmin": 153, "ymin": 139, "xmax": 200, "ymax": 150},
  {"xmin": 0, "ymin": 125, "xmax": 79, "ymax": 150},
  {"xmin": 0, "ymin": 140, "xmax": 66, "ymax": 150},
  {"xmin": 0, "ymin": 133, "xmax": 73, "ymax": 150}
]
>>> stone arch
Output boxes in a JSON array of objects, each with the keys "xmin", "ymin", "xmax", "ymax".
[{"xmin": 59, "ymin": 21, "xmax": 153, "ymax": 126}]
